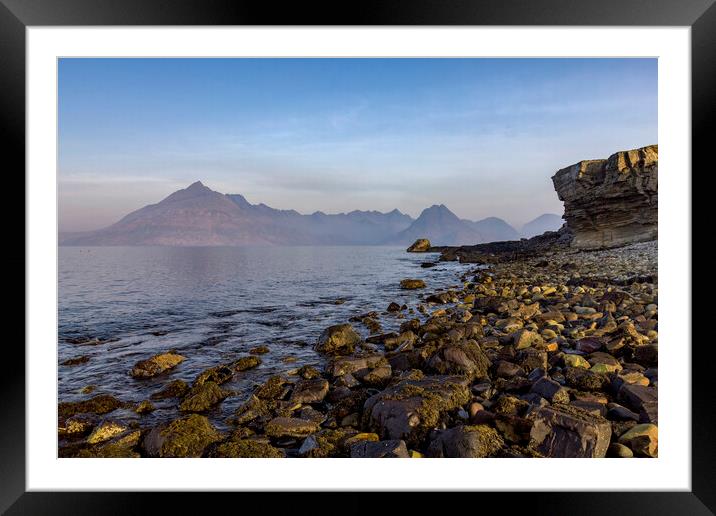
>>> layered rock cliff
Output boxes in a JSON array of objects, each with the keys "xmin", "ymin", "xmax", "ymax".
[{"xmin": 552, "ymin": 145, "xmax": 658, "ymax": 249}]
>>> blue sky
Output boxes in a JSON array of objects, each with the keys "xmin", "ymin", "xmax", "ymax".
[{"xmin": 58, "ymin": 58, "xmax": 657, "ymax": 232}]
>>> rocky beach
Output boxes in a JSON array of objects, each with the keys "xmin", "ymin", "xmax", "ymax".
[{"xmin": 57, "ymin": 145, "xmax": 658, "ymax": 459}]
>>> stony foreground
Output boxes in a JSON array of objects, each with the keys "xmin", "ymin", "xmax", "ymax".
[{"xmin": 58, "ymin": 241, "xmax": 657, "ymax": 458}]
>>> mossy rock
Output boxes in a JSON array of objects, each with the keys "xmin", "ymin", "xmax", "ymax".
[
  {"xmin": 143, "ymin": 414, "xmax": 223, "ymax": 458},
  {"xmin": 150, "ymin": 379, "xmax": 190, "ymax": 400},
  {"xmin": 362, "ymin": 376, "xmax": 470, "ymax": 448},
  {"xmin": 234, "ymin": 355, "xmax": 262, "ymax": 372},
  {"xmin": 179, "ymin": 381, "xmax": 229, "ymax": 413},
  {"xmin": 254, "ymin": 375, "xmax": 290, "ymax": 400},
  {"xmin": 210, "ymin": 439, "xmax": 285, "ymax": 458},
  {"xmin": 58, "ymin": 394, "xmax": 126, "ymax": 419},
  {"xmin": 130, "ymin": 352, "xmax": 185, "ymax": 378},
  {"xmin": 315, "ymin": 323, "xmax": 362, "ymax": 356}
]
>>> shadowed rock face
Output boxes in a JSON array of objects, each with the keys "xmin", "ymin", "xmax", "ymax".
[{"xmin": 552, "ymin": 145, "xmax": 657, "ymax": 249}]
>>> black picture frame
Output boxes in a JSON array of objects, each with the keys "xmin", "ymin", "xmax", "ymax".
[{"xmin": 2, "ymin": 0, "xmax": 710, "ymax": 513}]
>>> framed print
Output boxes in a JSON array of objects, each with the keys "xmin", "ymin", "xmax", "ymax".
[{"xmin": 3, "ymin": 0, "xmax": 712, "ymax": 513}]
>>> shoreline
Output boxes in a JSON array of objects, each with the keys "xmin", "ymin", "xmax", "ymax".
[{"xmin": 58, "ymin": 239, "xmax": 658, "ymax": 458}]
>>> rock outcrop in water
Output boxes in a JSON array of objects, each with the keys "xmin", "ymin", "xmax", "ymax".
[{"xmin": 551, "ymin": 145, "xmax": 658, "ymax": 249}]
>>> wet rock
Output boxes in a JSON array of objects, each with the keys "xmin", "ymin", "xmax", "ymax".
[
  {"xmin": 618, "ymin": 423, "xmax": 658, "ymax": 457},
  {"xmin": 61, "ymin": 356, "xmax": 90, "ymax": 366},
  {"xmin": 135, "ymin": 400, "xmax": 156, "ymax": 414},
  {"xmin": 362, "ymin": 375, "xmax": 470, "ymax": 447},
  {"xmin": 209, "ymin": 439, "xmax": 285, "ymax": 458},
  {"xmin": 426, "ymin": 340, "xmax": 490, "ymax": 380},
  {"xmin": 58, "ymin": 414, "xmax": 98, "ymax": 437},
  {"xmin": 328, "ymin": 354, "xmax": 388, "ymax": 378},
  {"xmin": 290, "ymin": 378, "xmax": 329, "ymax": 404},
  {"xmin": 179, "ymin": 381, "xmax": 229, "ymax": 412},
  {"xmin": 265, "ymin": 417, "xmax": 320, "ymax": 438},
  {"xmin": 407, "ymin": 239, "xmax": 431, "ymax": 252},
  {"xmin": 297, "ymin": 365, "xmax": 321, "ymax": 380},
  {"xmin": 249, "ymin": 345, "xmax": 270, "ymax": 355},
  {"xmin": 529, "ymin": 404, "xmax": 611, "ymax": 457},
  {"xmin": 194, "ymin": 364, "xmax": 235, "ymax": 386},
  {"xmin": 354, "ymin": 364, "xmax": 393, "ymax": 387},
  {"xmin": 143, "ymin": 414, "xmax": 223, "ymax": 458},
  {"xmin": 387, "ymin": 302, "xmax": 402, "ymax": 312},
  {"xmin": 58, "ymin": 394, "xmax": 126, "ymax": 419},
  {"xmin": 427, "ymin": 425, "xmax": 504, "ymax": 458},
  {"xmin": 315, "ymin": 323, "xmax": 362, "ymax": 356},
  {"xmin": 150, "ymin": 379, "xmax": 190, "ymax": 400},
  {"xmin": 234, "ymin": 355, "xmax": 262, "ymax": 372},
  {"xmin": 86, "ymin": 419, "xmax": 129, "ymax": 445},
  {"xmin": 255, "ymin": 375, "xmax": 291, "ymax": 400},
  {"xmin": 130, "ymin": 352, "xmax": 185, "ymax": 378},
  {"xmin": 232, "ymin": 395, "xmax": 272, "ymax": 425},
  {"xmin": 350, "ymin": 439, "xmax": 409, "ymax": 458},
  {"xmin": 400, "ymin": 279, "xmax": 426, "ymax": 290},
  {"xmin": 383, "ymin": 331, "xmax": 416, "ymax": 352}
]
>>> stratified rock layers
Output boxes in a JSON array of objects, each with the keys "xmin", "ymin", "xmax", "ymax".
[{"xmin": 552, "ymin": 145, "xmax": 657, "ymax": 249}]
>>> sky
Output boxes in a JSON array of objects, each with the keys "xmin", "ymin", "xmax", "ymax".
[{"xmin": 58, "ymin": 58, "xmax": 657, "ymax": 232}]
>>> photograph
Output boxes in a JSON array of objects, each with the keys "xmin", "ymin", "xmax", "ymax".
[{"xmin": 55, "ymin": 57, "xmax": 660, "ymax": 460}]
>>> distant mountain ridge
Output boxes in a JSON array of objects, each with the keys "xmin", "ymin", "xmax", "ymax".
[
  {"xmin": 521, "ymin": 213, "xmax": 564, "ymax": 238},
  {"xmin": 60, "ymin": 181, "xmax": 551, "ymax": 247}
]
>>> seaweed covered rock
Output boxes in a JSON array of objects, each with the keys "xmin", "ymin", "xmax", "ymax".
[
  {"xmin": 426, "ymin": 340, "xmax": 490, "ymax": 380},
  {"xmin": 143, "ymin": 414, "xmax": 223, "ymax": 458},
  {"xmin": 362, "ymin": 375, "xmax": 470, "ymax": 447},
  {"xmin": 426, "ymin": 424, "xmax": 504, "ymax": 458},
  {"xmin": 400, "ymin": 279, "xmax": 426, "ymax": 290},
  {"xmin": 58, "ymin": 394, "xmax": 126, "ymax": 419},
  {"xmin": 315, "ymin": 324, "xmax": 362, "ymax": 356},
  {"xmin": 529, "ymin": 404, "xmax": 611, "ymax": 458},
  {"xmin": 290, "ymin": 378, "xmax": 330, "ymax": 404},
  {"xmin": 265, "ymin": 417, "xmax": 320, "ymax": 438},
  {"xmin": 209, "ymin": 439, "xmax": 285, "ymax": 458},
  {"xmin": 130, "ymin": 352, "xmax": 185, "ymax": 378},
  {"xmin": 150, "ymin": 379, "xmax": 190, "ymax": 400},
  {"xmin": 179, "ymin": 381, "xmax": 229, "ymax": 413}
]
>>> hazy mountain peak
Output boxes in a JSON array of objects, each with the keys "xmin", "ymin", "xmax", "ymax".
[{"xmin": 521, "ymin": 213, "xmax": 564, "ymax": 238}]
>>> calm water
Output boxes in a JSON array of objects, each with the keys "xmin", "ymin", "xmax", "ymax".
[{"xmin": 58, "ymin": 246, "xmax": 469, "ymax": 429}]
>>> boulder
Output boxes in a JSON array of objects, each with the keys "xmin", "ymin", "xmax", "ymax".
[
  {"xmin": 265, "ymin": 417, "xmax": 320, "ymax": 438},
  {"xmin": 179, "ymin": 381, "xmax": 229, "ymax": 412},
  {"xmin": 58, "ymin": 394, "xmax": 126, "ymax": 419},
  {"xmin": 529, "ymin": 404, "xmax": 611, "ymax": 458},
  {"xmin": 426, "ymin": 425, "xmax": 504, "ymax": 458},
  {"xmin": 551, "ymin": 145, "xmax": 658, "ymax": 249},
  {"xmin": 426, "ymin": 340, "xmax": 491, "ymax": 380},
  {"xmin": 350, "ymin": 440, "xmax": 409, "ymax": 458},
  {"xmin": 150, "ymin": 379, "xmax": 190, "ymax": 400},
  {"xmin": 143, "ymin": 414, "xmax": 223, "ymax": 457},
  {"xmin": 362, "ymin": 375, "xmax": 470, "ymax": 447},
  {"xmin": 209, "ymin": 439, "xmax": 285, "ymax": 458},
  {"xmin": 400, "ymin": 279, "xmax": 426, "ymax": 290},
  {"xmin": 315, "ymin": 324, "xmax": 362, "ymax": 356},
  {"xmin": 407, "ymin": 239, "xmax": 431, "ymax": 253},
  {"xmin": 130, "ymin": 352, "xmax": 185, "ymax": 378},
  {"xmin": 290, "ymin": 378, "xmax": 330, "ymax": 404},
  {"xmin": 618, "ymin": 423, "xmax": 658, "ymax": 457}
]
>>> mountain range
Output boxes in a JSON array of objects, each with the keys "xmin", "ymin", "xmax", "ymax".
[{"xmin": 59, "ymin": 181, "xmax": 562, "ymax": 246}]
